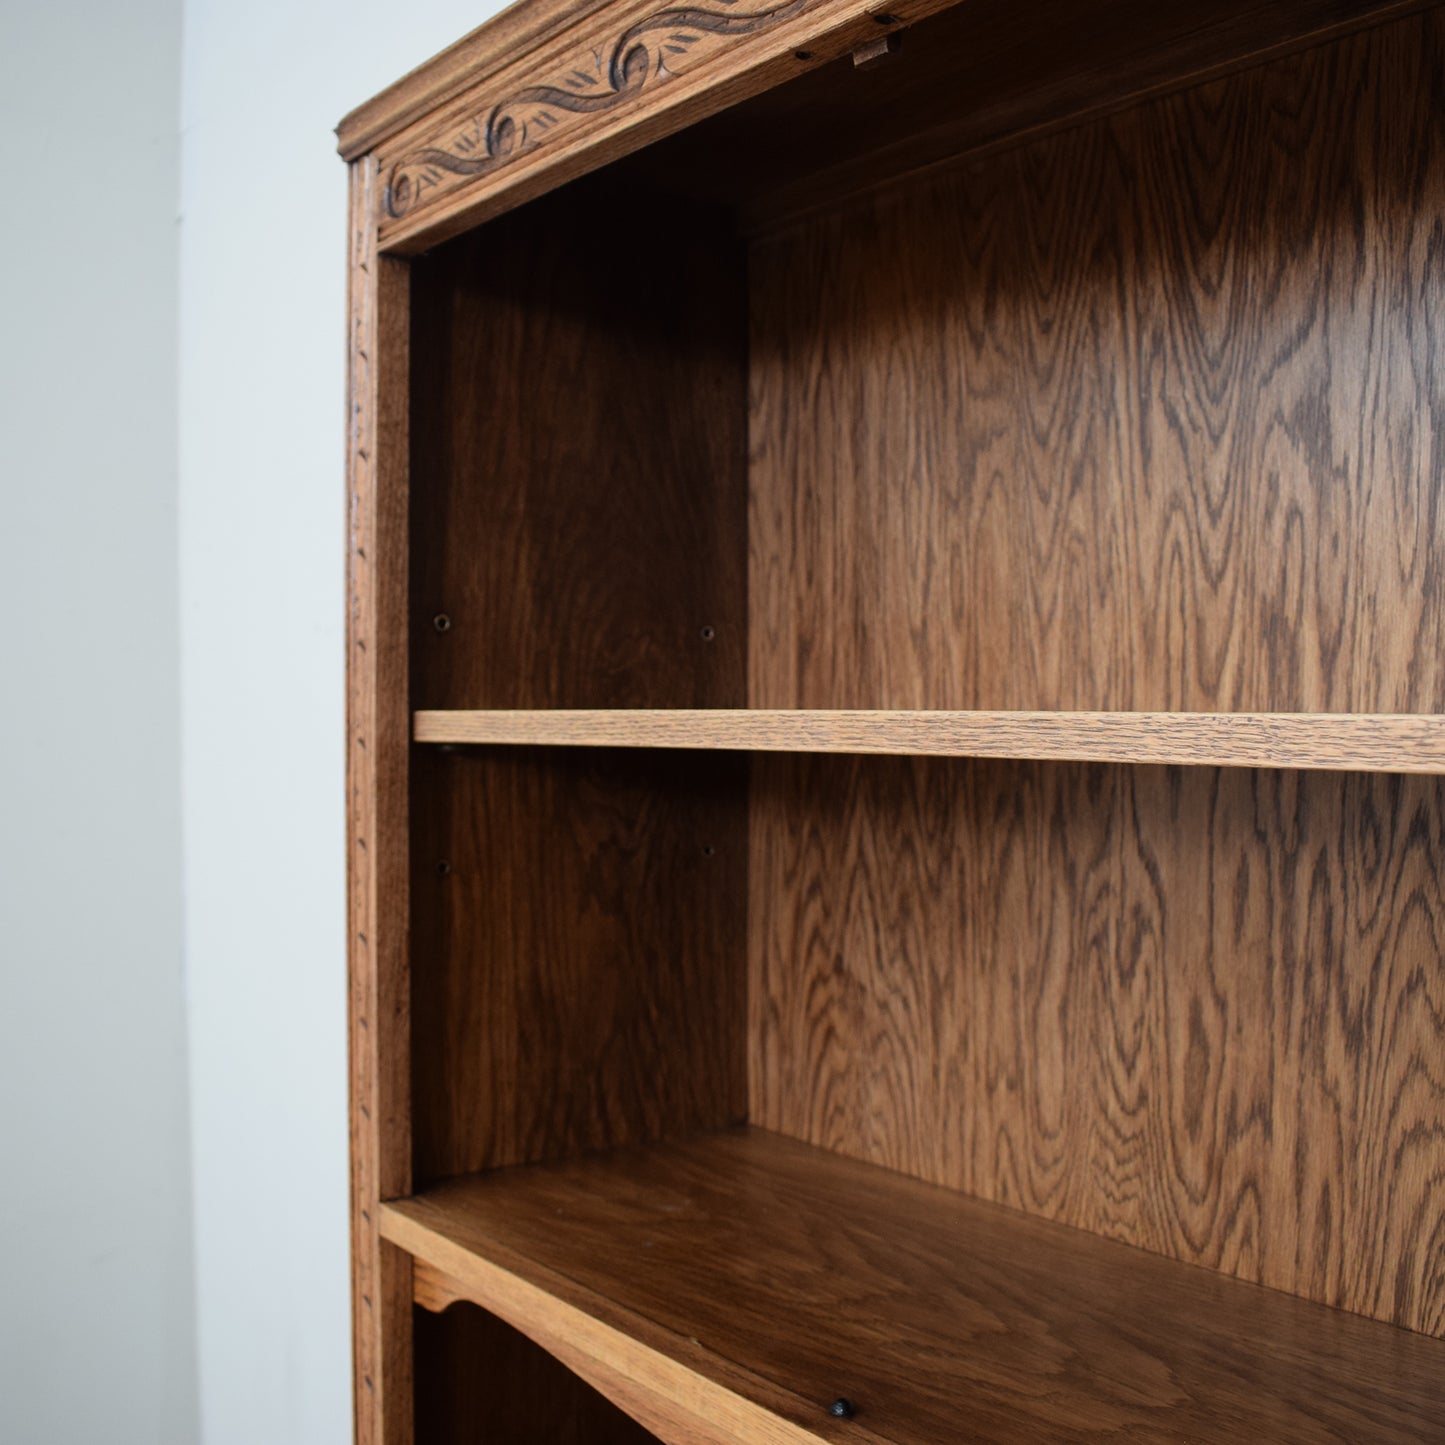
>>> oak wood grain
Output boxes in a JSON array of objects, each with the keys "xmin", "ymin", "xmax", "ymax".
[
  {"xmin": 346, "ymin": 5, "xmax": 1445, "ymax": 1439},
  {"xmin": 749, "ymin": 11, "xmax": 1445, "ymax": 714},
  {"xmin": 410, "ymin": 747, "xmax": 748, "ymax": 1186},
  {"xmin": 413, "ymin": 708, "xmax": 1445, "ymax": 772},
  {"xmin": 413, "ymin": 1292, "xmax": 660, "ymax": 1445},
  {"xmin": 408, "ymin": 177, "xmax": 747, "ymax": 713},
  {"xmin": 347, "ymin": 156, "xmax": 415, "ymax": 1445},
  {"xmin": 382, "ymin": 1128, "xmax": 1445, "ymax": 1444},
  {"xmin": 628, "ymin": 0, "xmax": 1433, "ymax": 234},
  {"xmin": 750, "ymin": 755, "xmax": 1445, "ymax": 1336}
]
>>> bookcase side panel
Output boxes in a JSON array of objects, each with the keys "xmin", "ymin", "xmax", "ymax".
[{"xmin": 348, "ymin": 157, "xmax": 417, "ymax": 1445}]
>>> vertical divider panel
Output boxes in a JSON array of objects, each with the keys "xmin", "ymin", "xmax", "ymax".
[{"xmin": 348, "ymin": 154, "xmax": 415, "ymax": 1445}]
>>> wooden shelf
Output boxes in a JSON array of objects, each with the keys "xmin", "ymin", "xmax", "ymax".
[
  {"xmin": 412, "ymin": 709, "xmax": 1445, "ymax": 773},
  {"xmin": 381, "ymin": 1129, "xmax": 1442, "ymax": 1445}
]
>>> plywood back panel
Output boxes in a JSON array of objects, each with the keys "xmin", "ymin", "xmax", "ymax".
[
  {"xmin": 412, "ymin": 747, "xmax": 747, "ymax": 1186},
  {"xmin": 748, "ymin": 11, "xmax": 1445, "ymax": 712},
  {"xmin": 411, "ymin": 176, "xmax": 747, "ymax": 711},
  {"xmin": 748, "ymin": 755, "xmax": 1445, "ymax": 1335}
]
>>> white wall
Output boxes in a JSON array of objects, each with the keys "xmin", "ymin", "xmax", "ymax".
[
  {"xmin": 2, "ymin": 3, "xmax": 516, "ymax": 1438},
  {"xmin": 176, "ymin": 3, "xmax": 501, "ymax": 1441},
  {"xmin": 0, "ymin": 3, "xmax": 196, "ymax": 1442}
]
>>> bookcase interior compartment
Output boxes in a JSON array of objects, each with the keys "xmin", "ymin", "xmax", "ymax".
[
  {"xmin": 407, "ymin": 744, "xmax": 1445, "ymax": 1340},
  {"xmin": 408, "ymin": 181, "xmax": 748, "ymax": 712},
  {"xmin": 749, "ymin": 752, "xmax": 1445, "ymax": 1336},
  {"xmin": 408, "ymin": 745, "xmax": 748, "ymax": 1188},
  {"xmin": 407, "ymin": 6, "xmax": 1445, "ymax": 717},
  {"xmin": 743, "ymin": 8, "xmax": 1445, "ymax": 714}
]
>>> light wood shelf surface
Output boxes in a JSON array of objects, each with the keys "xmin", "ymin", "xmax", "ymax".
[
  {"xmin": 413, "ymin": 708, "xmax": 1445, "ymax": 772},
  {"xmin": 380, "ymin": 1128, "xmax": 1443, "ymax": 1445}
]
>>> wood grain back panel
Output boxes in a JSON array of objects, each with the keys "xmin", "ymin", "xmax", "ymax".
[
  {"xmin": 412, "ymin": 746, "xmax": 748, "ymax": 1185},
  {"xmin": 410, "ymin": 174, "xmax": 747, "ymax": 712},
  {"xmin": 748, "ymin": 10, "xmax": 1445, "ymax": 713},
  {"xmin": 748, "ymin": 755, "xmax": 1445, "ymax": 1335},
  {"xmin": 622, "ymin": 0, "xmax": 1430, "ymax": 230}
]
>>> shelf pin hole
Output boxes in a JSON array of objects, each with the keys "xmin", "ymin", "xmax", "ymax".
[
  {"xmin": 700, "ymin": 625, "xmax": 716, "ymax": 642},
  {"xmin": 436, "ymin": 859, "xmax": 452, "ymax": 878},
  {"xmin": 433, "ymin": 613, "xmax": 452, "ymax": 633}
]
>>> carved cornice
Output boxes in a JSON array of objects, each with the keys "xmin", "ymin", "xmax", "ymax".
[
  {"xmin": 365, "ymin": 0, "xmax": 943, "ymax": 248},
  {"xmin": 383, "ymin": 0, "xmax": 810, "ymax": 222}
]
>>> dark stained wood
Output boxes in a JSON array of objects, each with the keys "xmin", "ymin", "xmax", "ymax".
[
  {"xmin": 624, "ymin": 0, "xmax": 1432, "ymax": 232},
  {"xmin": 349, "ymin": 3, "xmax": 1445, "ymax": 1439},
  {"xmin": 413, "ymin": 1297, "xmax": 660, "ymax": 1445},
  {"xmin": 348, "ymin": 155, "xmax": 416, "ymax": 1445},
  {"xmin": 365, "ymin": 0, "xmax": 947, "ymax": 251},
  {"xmin": 340, "ymin": 0, "xmax": 1425, "ymax": 251},
  {"xmin": 383, "ymin": 1128, "xmax": 1445, "ymax": 1444},
  {"xmin": 408, "ymin": 175, "xmax": 747, "ymax": 713},
  {"xmin": 748, "ymin": 11, "xmax": 1445, "ymax": 714},
  {"xmin": 749, "ymin": 755, "xmax": 1445, "ymax": 1337},
  {"xmin": 413, "ymin": 708, "xmax": 1445, "ymax": 773},
  {"xmin": 410, "ymin": 747, "xmax": 748, "ymax": 1186},
  {"xmin": 412, "ymin": 1260, "xmax": 735, "ymax": 1444}
]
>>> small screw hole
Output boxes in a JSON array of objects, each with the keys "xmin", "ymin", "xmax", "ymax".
[
  {"xmin": 702, "ymin": 844, "xmax": 715, "ymax": 858},
  {"xmin": 795, "ymin": 48, "xmax": 814, "ymax": 59},
  {"xmin": 700, "ymin": 625, "xmax": 716, "ymax": 642},
  {"xmin": 435, "ymin": 860, "xmax": 451, "ymax": 878},
  {"xmin": 433, "ymin": 613, "xmax": 452, "ymax": 633},
  {"xmin": 872, "ymin": 11, "xmax": 898, "ymax": 23}
]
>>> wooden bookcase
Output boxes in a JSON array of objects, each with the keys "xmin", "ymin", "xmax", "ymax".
[{"xmin": 339, "ymin": 1, "xmax": 1445, "ymax": 1439}]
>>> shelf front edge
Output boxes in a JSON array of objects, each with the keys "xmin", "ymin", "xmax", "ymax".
[{"xmin": 411, "ymin": 709, "xmax": 1445, "ymax": 772}]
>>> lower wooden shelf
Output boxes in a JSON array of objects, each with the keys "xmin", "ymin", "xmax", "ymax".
[{"xmin": 380, "ymin": 1128, "xmax": 1442, "ymax": 1444}]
